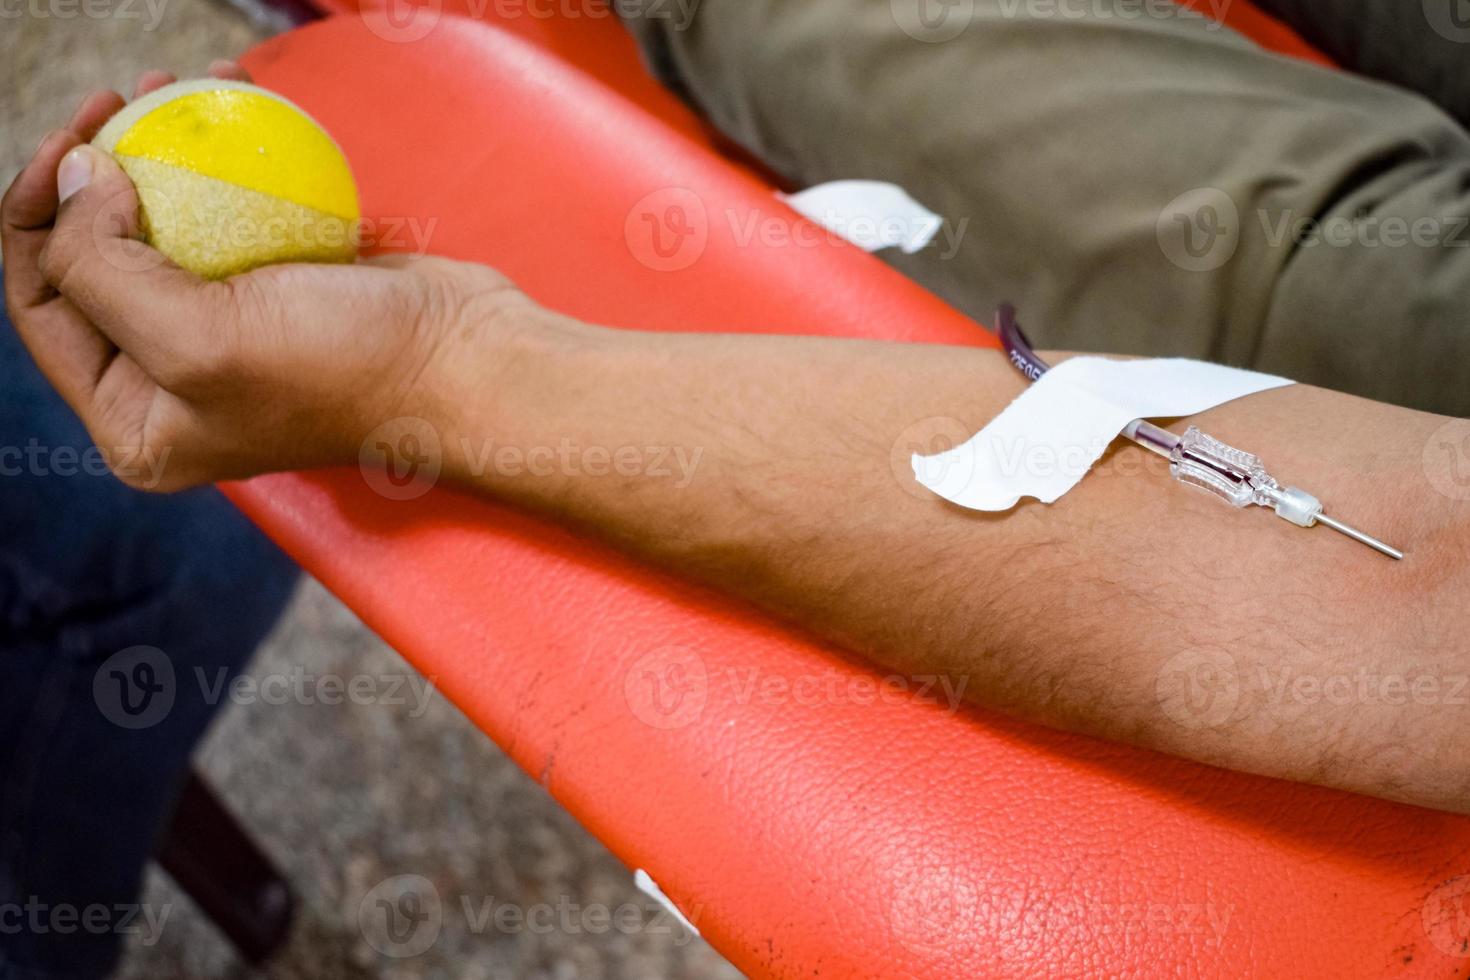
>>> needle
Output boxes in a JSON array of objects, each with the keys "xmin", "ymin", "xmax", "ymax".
[
  {"xmin": 995, "ymin": 304, "xmax": 1408, "ymax": 562},
  {"xmin": 1130, "ymin": 420, "xmax": 1405, "ymax": 560},
  {"xmin": 1315, "ymin": 513, "xmax": 1405, "ymax": 560}
]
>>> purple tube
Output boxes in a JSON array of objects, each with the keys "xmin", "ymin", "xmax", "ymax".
[
  {"xmin": 996, "ymin": 304, "xmax": 1181, "ymax": 459},
  {"xmin": 996, "ymin": 303, "xmax": 1050, "ymax": 381}
]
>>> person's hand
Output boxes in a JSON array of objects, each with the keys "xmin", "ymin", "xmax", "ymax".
[{"xmin": 1, "ymin": 64, "xmax": 537, "ymax": 492}]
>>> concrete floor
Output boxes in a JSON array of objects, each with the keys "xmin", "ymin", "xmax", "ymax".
[{"xmin": 2, "ymin": 5, "xmax": 742, "ymax": 977}]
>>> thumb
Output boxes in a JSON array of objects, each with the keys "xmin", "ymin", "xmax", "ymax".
[
  {"xmin": 56, "ymin": 142, "xmax": 144, "ymax": 235},
  {"xmin": 42, "ymin": 141, "xmax": 155, "ymax": 295},
  {"xmin": 41, "ymin": 144, "xmax": 218, "ymax": 361},
  {"xmin": 46, "ymin": 144, "xmax": 151, "ymax": 279}
]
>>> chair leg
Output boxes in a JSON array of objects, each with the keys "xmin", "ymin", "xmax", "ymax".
[{"xmin": 156, "ymin": 770, "xmax": 296, "ymax": 964}]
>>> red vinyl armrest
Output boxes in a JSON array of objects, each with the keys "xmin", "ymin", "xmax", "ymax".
[{"xmin": 230, "ymin": 11, "xmax": 1470, "ymax": 978}]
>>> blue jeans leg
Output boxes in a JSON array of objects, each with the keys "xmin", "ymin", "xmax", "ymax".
[{"xmin": 0, "ymin": 279, "xmax": 300, "ymax": 979}]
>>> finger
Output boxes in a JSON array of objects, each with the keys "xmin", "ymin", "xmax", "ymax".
[
  {"xmin": 66, "ymin": 90, "xmax": 127, "ymax": 143},
  {"xmin": 11, "ymin": 294, "xmax": 130, "ymax": 419},
  {"xmin": 208, "ymin": 59, "xmax": 252, "ymax": 83},
  {"xmin": 3, "ymin": 133, "xmax": 124, "ymax": 412},
  {"xmin": 133, "ymin": 70, "xmax": 177, "ymax": 99},
  {"xmin": 3, "ymin": 128, "xmax": 83, "ymax": 307},
  {"xmin": 38, "ymin": 145, "xmax": 225, "ymax": 380}
]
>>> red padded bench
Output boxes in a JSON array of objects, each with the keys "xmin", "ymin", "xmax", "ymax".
[{"xmin": 227, "ymin": 6, "xmax": 1470, "ymax": 977}]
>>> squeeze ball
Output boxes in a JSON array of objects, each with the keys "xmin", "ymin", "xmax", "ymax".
[{"xmin": 93, "ymin": 79, "xmax": 360, "ymax": 279}]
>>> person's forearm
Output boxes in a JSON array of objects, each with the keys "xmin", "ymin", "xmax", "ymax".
[
  {"xmin": 13, "ymin": 70, "xmax": 1465, "ymax": 817},
  {"xmin": 423, "ymin": 309, "xmax": 1469, "ymax": 814}
]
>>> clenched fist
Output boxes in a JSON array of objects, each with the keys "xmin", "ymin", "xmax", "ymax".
[{"xmin": 2, "ymin": 64, "xmax": 543, "ymax": 492}]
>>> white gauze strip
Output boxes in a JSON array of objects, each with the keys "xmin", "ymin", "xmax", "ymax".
[
  {"xmin": 912, "ymin": 357, "xmax": 1293, "ymax": 511},
  {"xmin": 778, "ymin": 180, "xmax": 943, "ymax": 254}
]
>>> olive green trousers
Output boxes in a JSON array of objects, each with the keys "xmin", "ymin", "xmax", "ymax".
[{"xmin": 623, "ymin": 0, "xmax": 1470, "ymax": 415}]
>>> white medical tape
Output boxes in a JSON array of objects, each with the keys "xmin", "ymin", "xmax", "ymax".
[
  {"xmin": 912, "ymin": 356, "xmax": 1293, "ymax": 511},
  {"xmin": 778, "ymin": 180, "xmax": 943, "ymax": 254}
]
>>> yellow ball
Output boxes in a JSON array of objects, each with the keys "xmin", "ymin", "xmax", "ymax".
[{"xmin": 92, "ymin": 79, "xmax": 360, "ymax": 280}]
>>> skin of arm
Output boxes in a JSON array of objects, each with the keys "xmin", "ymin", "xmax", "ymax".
[
  {"xmin": 438, "ymin": 317, "xmax": 1469, "ymax": 813},
  {"xmin": 6, "ymin": 75, "xmax": 1468, "ymax": 814}
]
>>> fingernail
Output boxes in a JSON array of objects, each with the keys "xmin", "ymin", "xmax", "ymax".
[
  {"xmin": 57, "ymin": 147, "xmax": 94, "ymax": 204},
  {"xmin": 34, "ymin": 129, "xmax": 60, "ymax": 157}
]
